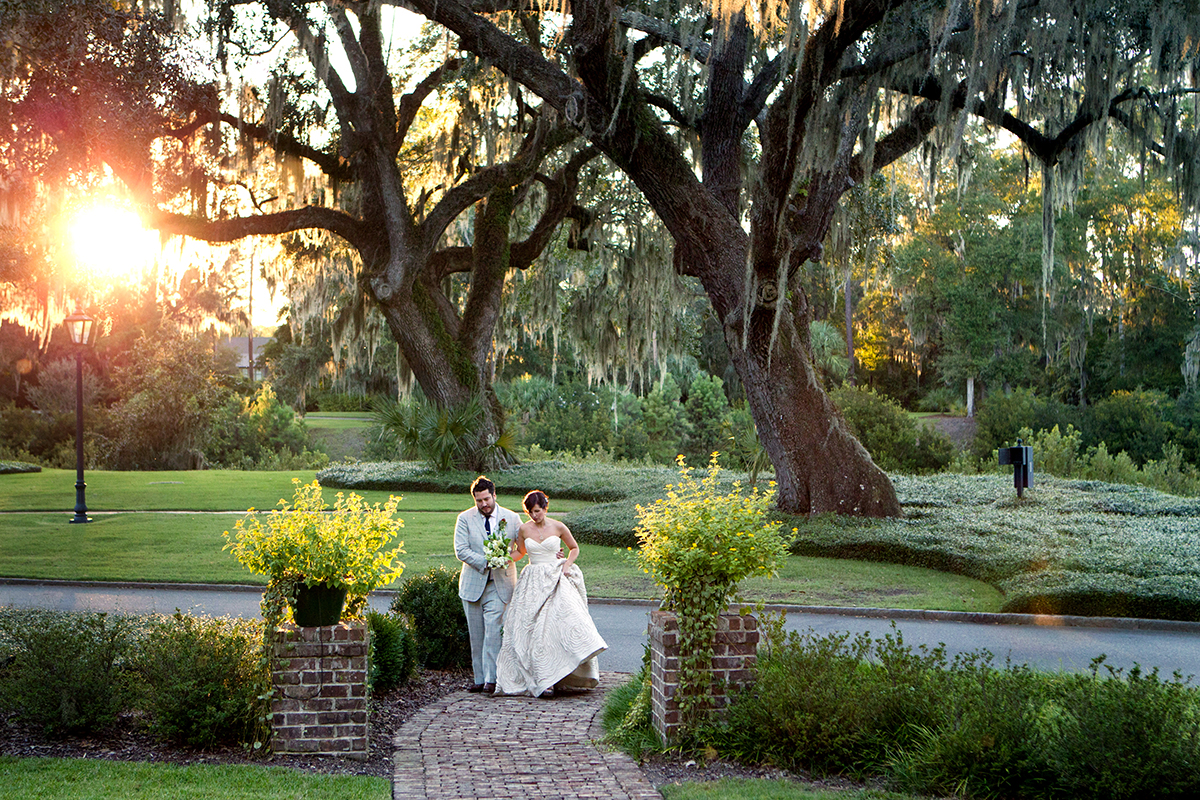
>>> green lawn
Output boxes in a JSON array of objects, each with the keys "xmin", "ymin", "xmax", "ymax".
[
  {"xmin": 0, "ymin": 469, "xmax": 1002, "ymax": 610},
  {"xmin": 303, "ymin": 412, "xmax": 375, "ymax": 429},
  {"xmin": 0, "ymin": 469, "xmax": 588, "ymax": 513},
  {"xmin": 0, "ymin": 756, "xmax": 388, "ymax": 800}
]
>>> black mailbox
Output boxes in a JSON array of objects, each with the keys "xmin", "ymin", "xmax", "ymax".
[{"xmin": 998, "ymin": 439, "xmax": 1033, "ymax": 497}]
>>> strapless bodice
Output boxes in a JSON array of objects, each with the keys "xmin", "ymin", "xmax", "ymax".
[{"xmin": 525, "ymin": 535, "xmax": 561, "ymax": 566}]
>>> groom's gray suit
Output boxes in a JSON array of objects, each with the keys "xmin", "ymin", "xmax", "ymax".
[{"xmin": 455, "ymin": 503, "xmax": 522, "ymax": 686}]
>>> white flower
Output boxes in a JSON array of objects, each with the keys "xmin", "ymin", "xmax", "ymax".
[{"xmin": 484, "ymin": 533, "xmax": 511, "ymax": 569}]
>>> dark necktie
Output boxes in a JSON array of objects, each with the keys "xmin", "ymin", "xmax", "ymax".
[{"xmin": 484, "ymin": 515, "xmax": 491, "ymax": 536}]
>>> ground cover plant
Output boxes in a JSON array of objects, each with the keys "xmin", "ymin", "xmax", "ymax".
[
  {"xmin": 790, "ymin": 473, "xmax": 1200, "ymax": 620},
  {"xmin": 315, "ymin": 459, "xmax": 682, "ymax": 502}
]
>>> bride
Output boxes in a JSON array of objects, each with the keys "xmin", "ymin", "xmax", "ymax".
[{"xmin": 494, "ymin": 490, "xmax": 608, "ymax": 698}]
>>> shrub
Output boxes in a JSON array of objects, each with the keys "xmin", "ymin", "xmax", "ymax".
[
  {"xmin": 972, "ymin": 388, "xmax": 1077, "ymax": 461},
  {"xmin": 712, "ymin": 628, "xmax": 954, "ymax": 774},
  {"xmin": 317, "ymin": 459, "xmax": 680, "ymax": 502},
  {"xmin": 720, "ymin": 406, "xmax": 772, "ymax": 488},
  {"xmin": 564, "ymin": 500, "xmax": 643, "ymax": 548},
  {"xmin": 683, "ymin": 373, "xmax": 730, "ymax": 461},
  {"xmin": 641, "ymin": 374, "xmax": 691, "ymax": 464},
  {"xmin": 1044, "ymin": 661, "xmax": 1200, "ymax": 799},
  {"xmin": 0, "ymin": 608, "xmax": 137, "ymax": 735},
  {"xmin": 1019, "ymin": 424, "xmax": 1084, "ymax": 478},
  {"xmin": 519, "ymin": 380, "xmax": 650, "ymax": 462},
  {"xmin": 698, "ymin": 627, "xmax": 1200, "ymax": 800},
  {"xmin": 372, "ymin": 395, "xmax": 513, "ymax": 470},
  {"xmin": 223, "ymin": 479, "xmax": 406, "ymax": 621},
  {"xmin": 886, "ymin": 662, "xmax": 1055, "ymax": 798},
  {"xmin": 390, "ymin": 566, "xmax": 471, "ymax": 669},
  {"xmin": 97, "ymin": 329, "xmax": 240, "ymax": 470},
  {"xmin": 367, "ymin": 610, "xmax": 418, "ymax": 692},
  {"xmin": 633, "ymin": 455, "xmax": 788, "ymax": 733},
  {"xmin": 134, "ymin": 613, "xmax": 268, "ymax": 748},
  {"xmin": 0, "ymin": 403, "xmax": 80, "ymax": 469},
  {"xmin": 599, "ymin": 666, "xmax": 660, "ymax": 759},
  {"xmin": 829, "ymin": 385, "xmax": 954, "ymax": 474},
  {"xmin": 316, "ymin": 391, "xmax": 374, "ymax": 412},
  {"xmin": 1084, "ymin": 389, "xmax": 1178, "ymax": 467}
]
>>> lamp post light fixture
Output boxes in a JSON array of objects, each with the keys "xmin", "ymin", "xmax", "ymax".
[{"xmin": 64, "ymin": 309, "xmax": 95, "ymax": 524}]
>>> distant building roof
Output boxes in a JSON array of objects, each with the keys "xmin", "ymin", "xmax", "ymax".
[{"xmin": 218, "ymin": 336, "xmax": 272, "ymax": 374}]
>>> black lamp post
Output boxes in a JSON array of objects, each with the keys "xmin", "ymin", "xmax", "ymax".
[{"xmin": 64, "ymin": 309, "xmax": 95, "ymax": 524}]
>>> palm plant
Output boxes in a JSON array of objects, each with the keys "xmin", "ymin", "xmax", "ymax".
[{"xmin": 372, "ymin": 395, "xmax": 513, "ymax": 471}]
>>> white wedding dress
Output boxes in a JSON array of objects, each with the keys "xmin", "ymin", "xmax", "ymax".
[{"xmin": 494, "ymin": 535, "xmax": 608, "ymax": 697}]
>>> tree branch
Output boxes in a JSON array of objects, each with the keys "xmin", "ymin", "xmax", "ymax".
[
  {"xmin": 510, "ymin": 146, "xmax": 600, "ymax": 269},
  {"xmin": 149, "ymin": 206, "xmax": 366, "ymax": 250},
  {"xmin": 168, "ymin": 109, "xmax": 355, "ymax": 182}
]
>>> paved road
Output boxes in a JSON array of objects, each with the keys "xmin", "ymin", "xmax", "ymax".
[{"xmin": 4, "ymin": 579, "xmax": 1200, "ymax": 678}]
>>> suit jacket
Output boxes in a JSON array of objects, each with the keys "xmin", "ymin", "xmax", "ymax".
[{"xmin": 455, "ymin": 504, "xmax": 522, "ymax": 603}]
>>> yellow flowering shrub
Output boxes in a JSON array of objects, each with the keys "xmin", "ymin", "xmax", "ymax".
[
  {"xmin": 633, "ymin": 454, "xmax": 788, "ymax": 732},
  {"xmin": 224, "ymin": 480, "xmax": 405, "ymax": 620}
]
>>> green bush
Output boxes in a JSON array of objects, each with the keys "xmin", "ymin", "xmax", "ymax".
[
  {"xmin": 973, "ymin": 388, "xmax": 1077, "ymax": 461},
  {"xmin": 134, "ymin": 613, "xmax": 268, "ymax": 748},
  {"xmin": 517, "ymin": 380, "xmax": 651, "ymax": 463},
  {"xmin": 316, "ymin": 391, "xmax": 374, "ymax": 412},
  {"xmin": 1084, "ymin": 389, "xmax": 1178, "ymax": 467},
  {"xmin": 0, "ymin": 403, "xmax": 79, "ymax": 469},
  {"xmin": 372, "ymin": 395, "xmax": 513, "ymax": 471},
  {"xmin": 0, "ymin": 608, "xmax": 137, "ymax": 735},
  {"xmin": 205, "ymin": 383, "xmax": 322, "ymax": 470},
  {"xmin": 642, "ymin": 374, "xmax": 691, "ymax": 464},
  {"xmin": 829, "ymin": 385, "xmax": 954, "ymax": 474},
  {"xmin": 1044, "ymin": 662, "xmax": 1200, "ymax": 799},
  {"xmin": 711, "ymin": 628, "xmax": 952, "ymax": 773},
  {"xmin": 689, "ymin": 627, "xmax": 1200, "ymax": 799},
  {"xmin": 367, "ymin": 610, "xmax": 418, "ymax": 692},
  {"xmin": 564, "ymin": 500, "xmax": 644, "ymax": 548},
  {"xmin": 390, "ymin": 566, "xmax": 471, "ymax": 669},
  {"xmin": 886, "ymin": 663, "xmax": 1055, "ymax": 798},
  {"xmin": 683, "ymin": 373, "xmax": 730, "ymax": 461}
]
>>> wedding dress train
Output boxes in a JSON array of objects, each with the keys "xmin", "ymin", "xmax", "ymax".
[{"xmin": 494, "ymin": 535, "xmax": 608, "ymax": 697}]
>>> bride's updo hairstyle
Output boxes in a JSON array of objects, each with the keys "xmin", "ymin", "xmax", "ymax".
[{"xmin": 523, "ymin": 490, "xmax": 549, "ymax": 512}]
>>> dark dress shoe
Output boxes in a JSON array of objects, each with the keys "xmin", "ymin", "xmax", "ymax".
[
  {"xmin": 483, "ymin": 683, "xmax": 496, "ymax": 694},
  {"xmin": 539, "ymin": 688, "xmax": 554, "ymax": 698},
  {"xmin": 468, "ymin": 683, "xmax": 485, "ymax": 693}
]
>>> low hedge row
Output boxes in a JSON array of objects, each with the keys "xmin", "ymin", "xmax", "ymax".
[{"xmin": 316, "ymin": 460, "xmax": 680, "ymax": 502}]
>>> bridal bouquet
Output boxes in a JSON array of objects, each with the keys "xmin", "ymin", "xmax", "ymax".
[{"xmin": 484, "ymin": 519, "xmax": 512, "ymax": 569}]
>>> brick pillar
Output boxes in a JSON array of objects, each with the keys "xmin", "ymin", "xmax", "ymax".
[
  {"xmin": 270, "ymin": 621, "xmax": 370, "ymax": 759},
  {"xmin": 649, "ymin": 609, "xmax": 758, "ymax": 745}
]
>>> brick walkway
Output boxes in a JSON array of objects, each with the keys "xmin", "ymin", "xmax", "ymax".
[{"xmin": 392, "ymin": 673, "xmax": 662, "ymax": 799}]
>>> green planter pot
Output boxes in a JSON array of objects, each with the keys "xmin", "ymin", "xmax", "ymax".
[{"xmin": 292, "ymin": 582, "xmax": 347, "ymax": 627}]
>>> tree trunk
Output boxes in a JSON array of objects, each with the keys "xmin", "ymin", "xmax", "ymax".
[
  {"xmin": 844, "ymin": 267, "xmax": 856, "ymax": 385},
  {"xmin": 722, "ymin": 279, "xmax": 899, "ymax": 516},
  {"xmin": 966, "ymin": 377, "xmax": 975, "ymax": 418}
]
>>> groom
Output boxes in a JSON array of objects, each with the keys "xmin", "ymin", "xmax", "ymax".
[{"xmin": 454, "ymin": 475, "xmax": 523, "ymax": 694}]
